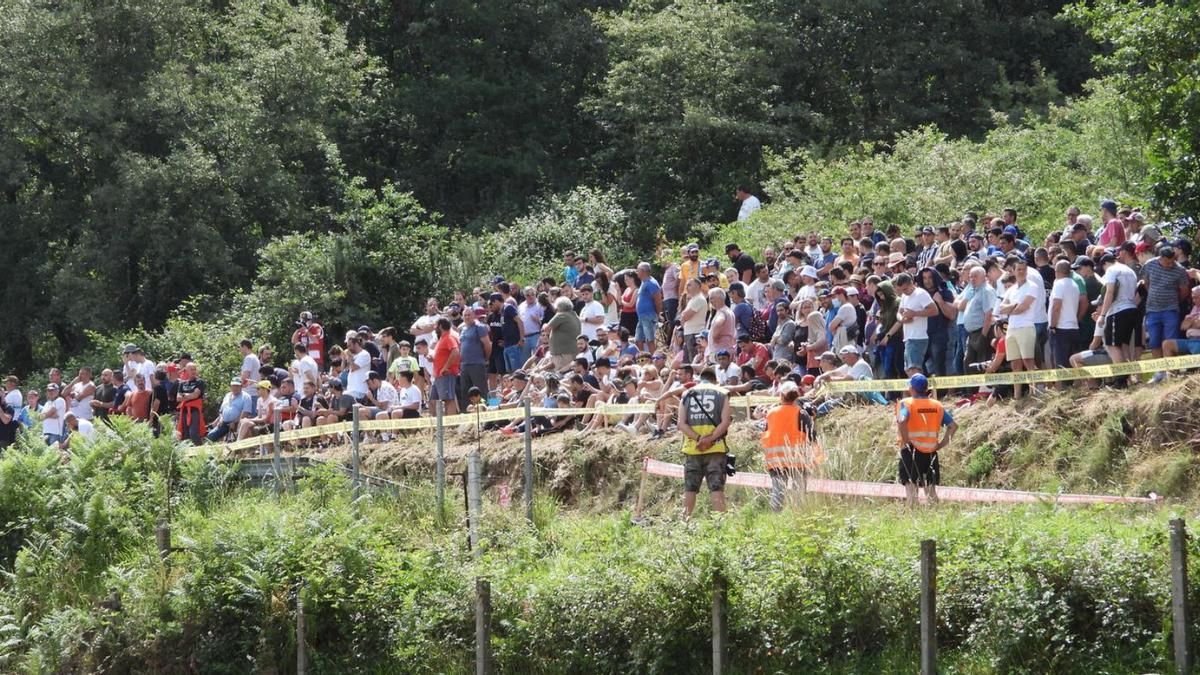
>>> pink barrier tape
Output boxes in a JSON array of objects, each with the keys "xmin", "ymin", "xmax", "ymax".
[{"xmin": 642, "ymin": 458, "xmax": 1160, "ymax": 505}]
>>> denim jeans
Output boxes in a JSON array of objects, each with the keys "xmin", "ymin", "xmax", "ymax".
[
  {"xmin": 950, "ymin": 325, "xmax": 967, "ymax": 376},
  {"xmin": 503, "ymin": 344, "xmax": 524, "ymax": 372},
  {"xmin": 520, "ymin": 334, "xmax": 539, "ymax": 368},
  {"xmin": 924, "ymin": 332, "xmax": 949, "ymax": 376},
  {"xmin": 874, "ymin": 338, "xmax": 902, "ymax": 380}
]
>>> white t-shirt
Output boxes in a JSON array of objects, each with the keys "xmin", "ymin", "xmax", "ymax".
[
  {"xmin": 796, "ymin": 285, "xmax": 817, "ymax": 303},
  {"xmin": 40, "ymin": 397, "xmax": 66, "ymax": 436},
  {"xmin": 1102, "ymin": 262, "xmax": 1139, "ymax": 314},
  {"xmin": 737, "ymin": 195, "xmax": 762, "ymax": 221},
  {"xmin": 347, "ymin": 350, "xmax": 371, "ymax": 397},
  {"xmin": 834, "ymin": 360, "xmax": 874, "ymax": 381},
  {"xmin": 374, "ymin": 380, "xmax": 399, "ymax": 407},
  {"xmin": 900, "ymin": 288, "xmax": 933, "ymax": 340},
  {"xmin": 832, "ymin": 303, "xmax": 857, "ymax": 349},
  {"xmin": 715, "ymin": 363, "xmax": 740, "ymax": 385},
  {"xmin": 412, "ymin": 314, "xmax": 439, "ymax": 346},
  {"xmin": 578, "ymin": 301, "xmax": 606, "ymax": 340},
  {"xmin": 292, "ymin": 355, "xmax": 320, "ymax": 389},
  {"xmin": 135, "ymin": 359, "xmax": 157, "ymax": 392},
  {"xmin": 682, "ymin": 295, "xmax": 708, "ymax": 335},
  {"xmin": 241, "ymin": 354, "xmax": 261, "ymax": 382},
  {"xmin": 4, "ymin": 390, "xmax": 21, "ymax": 408},
  {"xmin": 991, "ymin": 280, "xmax": 1008, "ymax": 320},
  {"xmin": 1050, "ymin": 278, "xmax": 1081, "ymax": 330},
  {"xmin": 1003, "ymin": 278, "xmax": 1041, "ymax": 329},
  {"xmin": 519, "ymin": 301, "xmax": 544, "ymax": 337},
  {"xmin": 400, "ymin": 384, "xmax": 423, "ymax": 409},
  {"xmin": 76, "ymin": 418, "xmax": 95, "ymax": 439},
  {"xmin": 1029, "ymin": 277, "xmax": 1048, "ymax": 324},
  {"xmin": 70, "ymin": 382, "xmax": 94, "ymax": 420},
  {"xmin": 746, "ymin": 279, "xmax": 767, "ymax": 311}
]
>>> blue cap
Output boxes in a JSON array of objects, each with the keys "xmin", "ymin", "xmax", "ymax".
[
  {"xmin": 909, "ymin": 373, "xmax": 929, "ymax": 393},
  {"xmin": 1100, "ymin": 199, "xmax": 1118, "ymax": 213},
  {"xmin": 1003, "ymin": 225, "xmax": 1019, "ymax": 235}
]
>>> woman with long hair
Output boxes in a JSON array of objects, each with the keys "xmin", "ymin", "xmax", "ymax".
[
  {"xmin": 917, "ymin": 266, "xmax": 957, "ymax": 376},
  {"xmin": 619, "ymin": 271, "xmax": 640, "ymax": 336},
  {"xmin": 589, "ymin": 249, "xmax": 615, "ymax": 278},
  {"xmin": 802, "ymin": 305, "xmax": 827, "ymax": 373},
  {"xmin": 595, "ymin": 271, "xmax": 619, "ymax": 326}
]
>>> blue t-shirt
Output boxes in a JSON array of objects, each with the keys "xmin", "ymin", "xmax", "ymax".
[
  {"xmin": 815, "ymin": 252, "xmax": 838, "ymax": 278},
  {"xmin": 459, "ymin": 323, "xmax": 489, "ymax": 365},
  {"xmin": 575, "ymin": 272, "xmax": 595, "ymax": 290},
  {"xmin": 636, "ymin": 278, "xmax": 662, "ymax": 318},
  {"xmin": 620, "ymin": 343, "xmax": 639, "ymax": 359},
  {"xmin": 564, "ymin": 266, "xmax": 578, "ymax": 286},
  {"xmin": 732, "ymin": 301, "xmax": 754, "ymax": 338},
  {"xmin": 501, "ymin": 302, "xmax": 521, "ymax": 344}
]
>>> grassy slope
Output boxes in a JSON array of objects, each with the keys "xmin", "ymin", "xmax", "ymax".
[{"xmin": 301, "ymin": 374, "xmax": 1200, "ymax": 513}]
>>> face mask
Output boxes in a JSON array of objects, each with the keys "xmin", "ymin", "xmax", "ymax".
[{"xmin": 832, "ymin": 299, "xmax": 842, "ymax": 308}]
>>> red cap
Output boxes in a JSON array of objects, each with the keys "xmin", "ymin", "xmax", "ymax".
[
  {"xmin": 801, "ymin": 374, "xmax": 816, "ymax": 386},
  {"xmin": 1135, "ymin": 241, "xmax": 1152, "ymax": 254},
  {"xmin": 165, "ymin": 363, "xmax": 179, "ymax": 373}
]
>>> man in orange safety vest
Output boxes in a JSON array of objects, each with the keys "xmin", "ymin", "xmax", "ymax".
[{"xmin": 896, "ymin": 373, "xmax": 956, "ymax": 507}]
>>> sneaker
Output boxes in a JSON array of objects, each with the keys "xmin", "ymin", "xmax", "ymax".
[
  {"xmin": 1150, "ymin": 371, "xmax": 1169, "ymax": 385},
  {"xmin": 616, "ymin": 423, "xmax": 635, "ymax": 434}
]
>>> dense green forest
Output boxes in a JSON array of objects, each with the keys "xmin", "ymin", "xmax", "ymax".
[{"xmin": 1, "ymin": 0, "xmax": 1196, "ymax": 377}]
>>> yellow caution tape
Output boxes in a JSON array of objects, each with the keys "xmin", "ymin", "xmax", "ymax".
[{"xmin": 819, "ymin": 354, "xmax": 1200, "ymax": 393}]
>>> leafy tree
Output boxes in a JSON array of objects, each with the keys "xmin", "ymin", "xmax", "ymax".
[{"xmin": 1067, "ymin": 0, "xmax": 1200, "ymax": 219}]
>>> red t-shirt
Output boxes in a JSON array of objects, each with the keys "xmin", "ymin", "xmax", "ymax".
[
  {"xmin": 433, "ymin": 331, "xmax": 461, "ymax": 376},
  {"xmin": 737, "ymin": 343, "xmax": 771, "ymax": 379}
]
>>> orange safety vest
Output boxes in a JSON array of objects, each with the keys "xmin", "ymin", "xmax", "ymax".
[
  {"xmin": 895, "ymin": 396, "xmax": 943, "ymax": 454},
  {"xmin": 760, "ymin": 404, "xmax": 824, "ymax": 471}
]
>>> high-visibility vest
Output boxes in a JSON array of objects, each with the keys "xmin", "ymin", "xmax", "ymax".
[
  {"xmin": 895, "ymin": 396, "xmax": 944, "ymax": 454},
  {"xmin": 680, "ymin": 384, "xmax": 728, "ymax": 455},
  {"xmin": 761, "ymin": 404, "xmax": 824, "ymax": 470}
]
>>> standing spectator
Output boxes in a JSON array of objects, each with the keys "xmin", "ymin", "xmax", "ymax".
[
  {"xmin": 1097, "ymin": 251, "xmax": 1140, "ymax": 369},
  {"xmin": 896, "ymin": 374, "xmax": 956, "ymax": 508},
  {"xmin": 707, "ymin": 288, "xmax": 735, "ymax": 358},
  {"xmin": 458, "ymin": 307, "xmax": 491, "ymax": 406},
  {"xmin": 150, "ymin": 370, "xmax": 174, "ymax": 437},
  {"xmin": 410, "ymin": 298, "xmax": 441, "ymax": 348},
  {"xmin": 1049, "ymin": 260, "xmax": 1081, "ymax": 380},
  {"xmin": 518, "ymin": 287, "xmax": 544, "ymax": 365},
  {"xmin": 40, "ymin": 383, "xmax": 66, "ymax": 445},
  {"xmin": 0, "ymin": 396, "xmax": 16, "ymax": 450},
  {"xmin": 500, "ymin": 287, "xmax": 524, "ymax": 373},
  {"xmin": 893, "ymin": 273, "xmax": 936, "ymax": 376},
  {"xmin": 543, "ymin": 297, "xmax": 582, "ymax": 372},
  {"xmin": 578, "ymin": 286, "xmax": 606, "ymax": 341},
  {"xmin": 729, "ymin": 283, "xmax": 754, "ymax": 338},
  {"xmin": 661, "ymin": 252, "xmax": 681, "ymax": 339},
  {"xmin": 291, "ymin": 311, "xmax": 325, "ymax": 365},
  {"xmin": 3, "ymin": 375, "xmax": 21, "ymax": 409},
  {"xmin": 290, "ymin": 343, "xmax": 320, "ymax": 391},
  {"xmin": 633, "ymin": 261, "xmax": 662, "ymax": 353},
  {"xmin": 91, "ymin": 369, "xmax": 117, "ymax": 423},
  {"xmin": 486, "ymin": 294, "xmax": 506, "ymax": 389},
  {"xmin": 238, "ymin": 339, "xmax": 260, "ymax": 386},
  {"xmin": 828, "ymin": 287, "xmax": 859, "ymax": 353},
  {"xmin": 176, "ymin": 363, "xmax": 206, "ymax": 444},
  {"xmin": 129, "ymin": 347, "xmax": 156, "ymax": 393},
  {"xmin": 346, "ymin": 337, "xmax": 372, "ymax": 401},
  {"xmin": 66, "ymin": 367, "xmax": 96, "ymax": 423},
  {"xmin": 872, "ymin": 278, "xmax": 902, "ymax": 379},
  {"xmin": 680, "ymin": 279, "xmax": 708, "ymax": 363},
  {"xmin": 746, "ymin": 264, "xmax": 770, "ymax": 311},
  {"xmin": 769, "ymin": 302, "xmax": 797, "ymax": 363},
  {"xmin": 998, "ymin": 257, "xmax": 1041, "ymax": 399},
  {"xmin": 918, "ymin": 268, "xmax": 957, "ymax": 376},
  {"xmin": 735, "ymin": 185, "xmax": 761, "ymax": 221},
  {"xmin": 1141, "ymin": 245, "xmax": 1190, "ymax": 359},
  {"xmin": 958, "ymin": 267, "xmax": 996, "ymax": 372},
  {"xmin": 207, "ymin": 379, "xmax": 252, "ymax": 442},
  {"xmin": 761, "ymin": 383, "xmax": 819, "ymax": 510},
  {"xmin": 726, "ymin": 243, "xmax": 755, "ymax": 284},
  {"xmin": 1097, "ymin": 200, "xmax": 1125, "ymax": 247},
  {"xmin": 431, "ymin": 317, "xmax": 462, "ymax": 415},
  {"xmin": 379, "ymin": 327, "xmax": 402, "ymax": 371}
]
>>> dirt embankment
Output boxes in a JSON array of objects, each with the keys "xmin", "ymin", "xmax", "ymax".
[{"xmin": 302, "ymin": 374, "xmax": 1200, "ymax": 507}]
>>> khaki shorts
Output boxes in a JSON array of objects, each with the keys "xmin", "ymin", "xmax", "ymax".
[
  {"xmin": 684, "ymin": 453, "xmax": 728, "ymax": 493},
  {"xmin": 1005, "ymin": 326, "xmax": 1037, "ymax": 362}
]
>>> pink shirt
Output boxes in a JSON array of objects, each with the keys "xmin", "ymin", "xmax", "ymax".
[
  {"xmin": 1186, "ymin": 305, "xmax": 1200, "ymax": 339},
  {"xmin": 1098, "ymin": 218, "xmax": 1126, "ymax": 247},
  {"xmin": 662, "ymin": 263, "xmax": 680, "ymax": 300},
  {"xmin": 708, "ymin": 306, "xmax": 737, "ymax": 356}
]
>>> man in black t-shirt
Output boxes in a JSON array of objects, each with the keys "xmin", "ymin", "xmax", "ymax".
[
  {"xmin": 91, "ymin": 368, "xmax": 117, "ymax": 424},
  {"xmin": 726, "ymin": 243, "xmax": 756, "ymax": 285},
  {"xmin": 176, "ymin": 363, "xmax": 207, "ymax": 444},
  {"xmin": 0, "ymin": 401, "xmax": 17, "ymax": 449},
  {"xmin": 151, "ymin": 370, "xmax": 172, "ymax": 437}
]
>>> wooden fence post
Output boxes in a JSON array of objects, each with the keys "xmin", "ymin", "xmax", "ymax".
[
  {"xmin": 522, "ymin": 399, "xmax": 534, "ymax": 524},
  {"xmin": 1172, "ymin": 518, "xmax": 1191, "ymax": 675},
  {"xmin": 435, "ymin": 400, "xmax": 445, "ymax": 525},
  {"xmin": 467, "ymin": 450, "xmax": 483, "ymax": 557},
  {"xmin": 272, "ymin": 408, "xmax": 283, "ymax": 495},
  {"xmin": 350, "ymin": 405, "xmax": 361, "ymax": 499},
  {"xmin": 712, "ymin": 571, "xmax": 728, "ymax": 675},
  {"xmin": 296, "ymin": 583, "xmax": 308, "ymax": 675},
  {"xmin": 155, "ymin": 523, "xmax": 171, "ymax": 562},
  {"xmin": 920, "ymin": 539, "xmax": 937, "ymax": 675},
  {"xmin": 475, "ymin": 578, "xmax": 493, "ymax": 675}
]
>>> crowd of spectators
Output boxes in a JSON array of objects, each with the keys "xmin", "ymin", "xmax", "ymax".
[{"xmin": 3, "ymin": 201, "xmax": 1198, "ymax": 451}]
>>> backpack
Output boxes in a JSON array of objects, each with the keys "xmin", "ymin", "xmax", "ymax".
[{"xmin": 748, "ymin": 308, "xmax": 770, "ymax": 344}]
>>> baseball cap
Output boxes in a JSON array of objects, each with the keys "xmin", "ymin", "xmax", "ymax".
[
  {"xmin": 1135, "ymin": 241, "xmax": 1152, "ymax": 255},
  {"xmin": 715, "ymin": 349, "xmax": 731, "ymax": 357},
  {"xmin": 122, "ymin": 344, "xmax": 138, "ymax": 354},
  {"xmin": 473, "ymin": 307, "xmax": 487, "ymax": 318},
  {"xmin": 698, "ymin": 330, "xmax": 709, "ymax": 340},
  {"xmin": 256, "ymin": 381, "xmax": 271, "ymax": 390},
  {"xmin": 1003, "ymin": 225, "xmax": 1019, "ymax": 235},
  {"xmin": 687, "ymin": 244, "xmax": 700, "ymax": 253},
  {"xmin": 920, "ymin": 226, "xmax": 934, "ymax": 235},
  {"xmin": 1139, "ymin": 224, "xmax": 1162, "ymax": 243},
  {"xmin": 801, "ymin": 265, "xmax": 819, "ymax": 279},
  {"xmin": 1098, "ymin": 253, "xmax": 1117, "ymax": 266},
  {"xmin": 512, "ymin": 370, "xmax": 529, "ymax": 381},
  {"xmin": 785, "ymin": 250, "xmax": 805, "ymax": 261},
  {"xmin": 819, "ymin": 351, "xmax": 838, "ymax": 362},
  {"xmin": 817, "ymin": 289, "xmax": 831, "ymax": 298},
  {"xmin": 1071, "ymin": 255, "xmax": 1094, "ymax": 269},
  {"xmin": 909, "ymin": 373, "xmax": 929, "ymax": 393},
  {"xmin": 357, "ymin": 325, "xmax": 372, "ymax": 334},
  {"xmin": 968, "ymin": 232, "xmax": 984, "ymax": 240},
  {"xmin": 46, "ymin": 383, "xmax": 60, "ymax": 391},
  {"xmin": 839, "ymin": 345, "xmax": 859, "ymax": 355},
  {"xmin": 165, "ymin": 363, "xmax": 179, "ymax": 373},
  {"xmin": 491, "ymin": 275, "xmax": 506, "ymax": 284},
  {"xmin": 1160, "ymin": 245, "xmax": 1177, "ymax": 259},
  {"xmin": 230, "ymin": 378, "xmax": 242, "ymax": 386},
  {"xmin": 844, "ymin": 286, "xmax": 859, "ymax": 296},
  {"xmin": 1132, "ymin": 212, "xmax": 1147, "ymax": 223},
  {"xmin": 488, "ymin": 292, "xmax": 503, "ymax": 302},
  {"xmin": 801, "ymin": 374, "xmax": 816, "ymax": 387},
  {"xmin": 832, "ymin": 286, "xmax": 847, "ymax": 295}
]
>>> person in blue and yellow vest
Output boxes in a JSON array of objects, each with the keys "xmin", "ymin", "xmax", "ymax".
[
  {"xmin": 761, "ymin": 383, "xmax": 824, "ymax": 511},
  {"xmin": 896, "ymin": 373, "xmax": 957, "ymax": 507},
  {"xmin": 677, "ymin": 367, "xmax": 733, "ymax": 517}
]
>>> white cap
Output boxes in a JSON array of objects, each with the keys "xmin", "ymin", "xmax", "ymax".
[
  {"xmin": 801, "ymin": 265, "xmax": 818, "ymax": 279},
  {"xmin": 844, "ymin": 287, "xmax": 859, "ymax": 296},
  {"xmin": 838, "ymin": 345, "xmax": 860, "ymax": 356}
]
